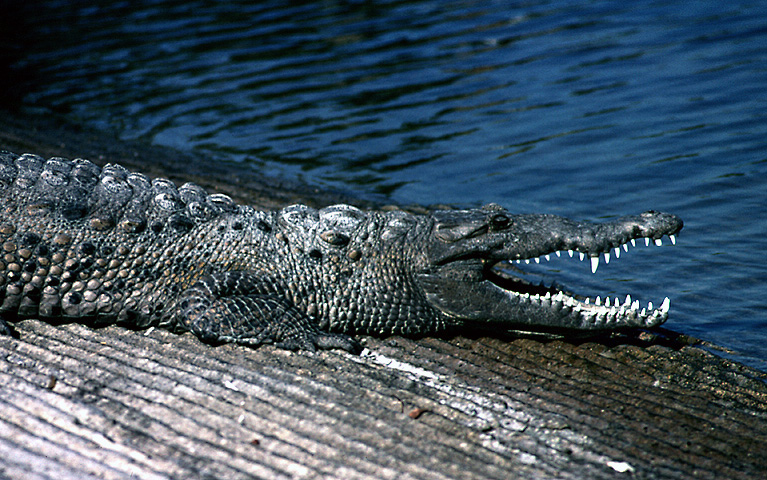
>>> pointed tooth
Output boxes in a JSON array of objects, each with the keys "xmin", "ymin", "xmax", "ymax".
[
  {"xmin": 590, "ymin": 256, "xmax": 599, "ymax": 273},
  {"xmin": 579, "ymin": 252, "xmax": 585, "ymax": 261},
  {"xmin": 585, "ymin": 298, "xmax": 590, "ymax": 305},
  {"xmin": 556, "ymin": 251, "xmax": 561, "ymax": 257},
  {"xmin": 654, "ymin": 238, "xmax": 663, "ymax": 246},
  {"xmin": 648, "ymin": 301, "xmax": 653, "ymax": 310},
  {"xmin": 595, "ymin": 296, "xmax": 601, "ymax": 306},
  {"xmin": 669, "ymin": 234, "xmax": 676, "ymax": 245},
  {"xmin": 624, "ymin": 294, "xmax": 631, "ymax": 305},
  {"xmin": 605, "ymin": 297, "xmax": 611, "ymax": 307},
  {"xmin": 525, "ymin": 259, "xmax": 530, "ymax": 264},
  {"xmin": 545, "ymin": 254, "xmax": 550, "ymax": 261},
  {"xmin": 631, "ymin": 239, "xmax": 636, "ymax": 247},
  {"xmin": 631, "ymin": 300, "xmax": 639, "ymax": 310},
  {"xmin": 604, "ymin": 252, "xmax": 610, "ymax": 264},
  {"xmin": 614, "ymin": 247, "xmax": 620, "ymax": 258},
  {"xmin": 645, "ymin": 237, "xmax": 650, "ymax": 247},
  {"xmin": 660, "ymin": 297, "xmax": 670, "ymax": 312},
  {"xmin": 623, "ymin": 243, "xmax": 629, "ymax": 252},
  {"xmin": 640, "ymin": 307, "xmax": 647, "ymax": 316},
  {"xmin": 568, "ymin": 250, "xmax": 574, "ymax": 257},
  {"xmin": 534, "ymin": 257, "xmax": 540, "ymax": 263}
]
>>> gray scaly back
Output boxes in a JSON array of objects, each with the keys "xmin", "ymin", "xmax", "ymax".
[{"xmin": 0, "ymin": 152, "xmax": 362, "ymax": 351}]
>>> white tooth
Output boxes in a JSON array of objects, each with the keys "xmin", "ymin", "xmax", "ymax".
[
  {"xmin": 669, "ymin": 234, "xmax": 676, "ymax": 245},
  {"xmin": 631, "ymin": 239, "xmax": 636, "ymax": 247},
  {"xmin": 631, "ymin": 300, "xmax": 639, "ymax": 311},
  {"xmin": 525, "ymin": 259, "xmax": 530, "ymax": 264},
  {"xmin": 590, "ymin": 256, "xmax": 599, "ymax": 273},
  {"xmin": 648, "ymin": 301, "xmax": 653, "ymax": 310},
  {"xmin": 604, "ymin": 252, "xmax": 610, "ymax": 264},
  {"xmin": 545, "ymin": 254, "xmax": 550, "ymax": 261},
  {"xmin": 596, "ymin": 296, "xmax": 601, "ymax": 306},
  {"xmin": 644, "ymin": 237, "xmax": 650, "ymax": 247},
  {"xmin": 654, "ymin": 238, "xmax": 663, "ymax": 246},
  {"xmin": 585, "ymin": 298, "xmax": 590, "ymax": 304},
  {"xmin": 605, "ymin": 297, "xmax": 611, "ymax": 307},
  {"xmin": 544, "ymin": 291, "xmax": 551, "ymax": 299},
  {"xmin": 515, "ymin": 259, "xmax": 521, "ymax": 263},
  {"xmin": 556, "ymin": 251, "xmax": 561, "ymax": 257},
  {"xmin": 614, "ymin": 247, "xmax": 620, "ymax": 258},
  {"xmin": 568, "ymin": 250, "xmax": 574, "ymax": 257},
  {"xmin": 660, "ymin": 297, "xmax": 670, "ymax": 312},
  {"xmin": 624, "ymin": 294, "xmax": 631, "ymax": 305},
  {"xmin": 640, "ymin": 307, "xmax": 647, "ymax": 316},
  {"xmin": 619, "ymin": 306, "xmax": 625, "ymax": 315},
  {"xmin": 534, "ymin": 257, "xmax": 540, "ymax": 263},
  {"xmin": 623, "ymin": 243, "xmax": 629, "ymax": 252},
  {"xmin": 579, "ymin": 252, "xmax": 585, "ymax": 261}
]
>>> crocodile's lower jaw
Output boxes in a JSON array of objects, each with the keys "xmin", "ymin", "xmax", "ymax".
[{"xmin": 487, "ymin": 266, "xmax": 670, "ymax": 331}]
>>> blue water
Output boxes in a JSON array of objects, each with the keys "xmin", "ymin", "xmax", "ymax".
[{"xmin": 10, "ymin": 0, "xmax": 767, "ymax": 369}]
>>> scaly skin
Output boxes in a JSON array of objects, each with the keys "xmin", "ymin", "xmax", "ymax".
[{"xmin": 0, "ymin": 152, "xmax": 683, "ymax": 352}]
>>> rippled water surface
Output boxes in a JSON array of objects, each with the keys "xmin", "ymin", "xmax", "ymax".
[{"xmin": 10, "ymin": 0, "xmax": 767, "ymax": 369}]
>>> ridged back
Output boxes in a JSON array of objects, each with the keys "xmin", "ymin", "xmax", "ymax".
[
  {"xmin": 0, "ymin": 151, "xmax": 248, "ymax": 325},
  {"xmin": 0, "ymin": 151, "xmax": 238, "ymax": 235}
]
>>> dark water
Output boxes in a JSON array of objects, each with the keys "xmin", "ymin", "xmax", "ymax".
[{"xmin": 8, "ymin": 0, "xmax": 767, "ymax": 369}]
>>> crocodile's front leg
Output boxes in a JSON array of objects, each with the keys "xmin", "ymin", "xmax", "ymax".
[{"xmin": 174, "ymin": 271, "xmax": 361, "ymax": 353}]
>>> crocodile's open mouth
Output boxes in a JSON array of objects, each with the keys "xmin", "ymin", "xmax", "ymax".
[
  {"xmin": 418, "ymin": 233, "xmax": 677, "ymax": 334},
  {"xmin": 488, "ymin": 234, "xmax": 677, "ymax": 331}
]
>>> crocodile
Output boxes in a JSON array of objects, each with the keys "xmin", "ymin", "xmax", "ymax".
[{"xmin": 0, "ymin": 151, "xmax": 683, "ymax": 353}]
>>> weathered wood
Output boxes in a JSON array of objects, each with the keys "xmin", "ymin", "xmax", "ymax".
[{"xmin": 1, "ymin": 320, "xmax": 765, "ymax": 479}]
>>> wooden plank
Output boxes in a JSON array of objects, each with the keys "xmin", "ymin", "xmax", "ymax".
[{"xmin": 1, "ymin": 320, "xmax": 765, "ymax": 479}]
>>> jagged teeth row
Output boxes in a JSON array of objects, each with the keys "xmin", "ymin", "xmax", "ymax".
[
  {"xmin": 521, "ymin": 291, "xmax": 670, "ymax": 317},
  {"xmin": 514, "ymin": 234, "xmax": 677, "ymax": 273}
]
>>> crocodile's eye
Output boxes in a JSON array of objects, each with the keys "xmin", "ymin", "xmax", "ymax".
[{"xmin": 490, "ymin": 214, "xmax": 511, "ymax": 230}]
